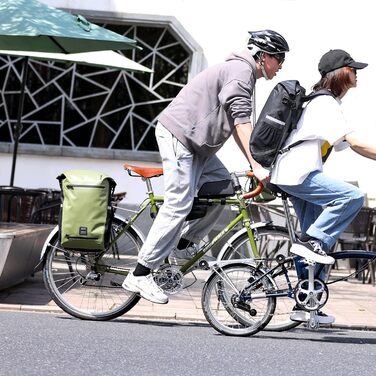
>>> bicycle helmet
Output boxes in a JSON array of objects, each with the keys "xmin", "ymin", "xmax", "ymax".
[{"xmin": 247, "ymin": 29, "xmax": 289, "ymax": 55}]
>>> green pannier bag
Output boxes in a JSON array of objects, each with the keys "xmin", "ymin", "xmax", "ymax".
[{"xmin": 57, "ymin": 170, "xmax": 116, "ymax": 251}]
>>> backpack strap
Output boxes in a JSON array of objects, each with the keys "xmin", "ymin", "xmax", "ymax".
[
  {"xmin": 304, "ymin": 88, "xmax": 336, "ymax": 102},
  {"xmin": 279, "ymin": 90, "xmax": 336, "ymax": 155},
  {"xmin": 279, "ymin": 140, "xmax": 304, "ymax": 155}
]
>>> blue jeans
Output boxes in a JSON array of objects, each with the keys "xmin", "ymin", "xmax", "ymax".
[{"xmin": 278, "ymin": 170, "xmax": 364, "ymax": 279}]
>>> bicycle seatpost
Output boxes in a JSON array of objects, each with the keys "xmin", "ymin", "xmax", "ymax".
[
  {"xmin": 281, "ymin": 192, "xmax": 297, "ymax": 243},
  {"xmin": 144, "ymin": 177, "xmax": 153, "ymax": 194}
]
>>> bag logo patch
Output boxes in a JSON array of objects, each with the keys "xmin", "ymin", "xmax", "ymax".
[{"xmin": 79, "ymin": 226, "xmax": 88, "ymax": 236}]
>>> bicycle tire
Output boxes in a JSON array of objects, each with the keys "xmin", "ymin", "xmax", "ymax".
[
  {"xmin": 43, "ymin": 217, "xmax": 142, "ymax": 320},
  {"xmin": 218, "ymin": 225, "xmax": 300, "ymax": 332},
  {"xmin": 202, "ymin": 263, "xmax": 276, "ymax": 336}
]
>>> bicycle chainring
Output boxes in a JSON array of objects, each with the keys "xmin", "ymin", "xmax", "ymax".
[
  {"xmin": 293, "ymin": 278, "xmax": 329, "ymax": 311},
  {"xmin": 153, "ymin": 265, "xmax": 184, "ymax": 295}
]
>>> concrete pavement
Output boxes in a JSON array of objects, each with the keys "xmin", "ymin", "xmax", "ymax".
[{"xmin": 0, "ymin": 268, "xmax": 375, "ymax": 331}]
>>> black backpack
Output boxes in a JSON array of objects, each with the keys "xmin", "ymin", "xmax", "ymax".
[{"xmin": 249, "ymin": 80, "xmax": 334, "ymax": 168}]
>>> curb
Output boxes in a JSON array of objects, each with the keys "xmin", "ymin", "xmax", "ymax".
[
  {"xmin": 0, "ymin": 304, "xmax": 61, "ymax": 314},
  {"xmin": 1, "ymin": 303, "xmax": 376, "ymax": 332},
  {"xmin": 330, "ymin": 323, "xmax": 376, "ymax": 332}
]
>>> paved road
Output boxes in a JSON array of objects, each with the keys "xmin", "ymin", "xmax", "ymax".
[{"xmin": 0, "ymin": 311, "xmax": 375, "ymax": 376}]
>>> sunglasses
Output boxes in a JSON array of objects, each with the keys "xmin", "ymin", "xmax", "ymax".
[{"xmin": 273, "ymin": 53, "xmax": 285, "ymax": 67}]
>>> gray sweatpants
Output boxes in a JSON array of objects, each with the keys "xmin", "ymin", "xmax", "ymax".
[{"xmin": 138, "ymin": 123, "xmax": 230, "ymax": 269}]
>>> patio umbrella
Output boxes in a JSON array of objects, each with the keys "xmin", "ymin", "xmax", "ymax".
[
  {"xmin": 0, "ymin": 0, "xmax": 138, "ymax": 53},
  {"xmin": 0, "ymin": 49, "xmax": 152, "ymax": 185},
  {"xmin": 0, "ymin": 49, "xmax": 152, "ymax": 73},
  {"xmin": 0, "ymin": 0, "xmax": 142, "ymax": 185}
]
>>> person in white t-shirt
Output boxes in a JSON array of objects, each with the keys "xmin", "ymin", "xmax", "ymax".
[{"xmin": 270, "ymin": 49, "xmax": 376, "ymax": 323}]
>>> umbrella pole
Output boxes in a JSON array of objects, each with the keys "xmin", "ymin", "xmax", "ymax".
[{"xmin": 10, "ymin": 56, "xmax": 29, "ymax": 186}]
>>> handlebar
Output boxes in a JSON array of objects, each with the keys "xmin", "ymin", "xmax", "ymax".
[{"xmin": 233, "ymin": 170, "xmax": 264, "ymax": 199}]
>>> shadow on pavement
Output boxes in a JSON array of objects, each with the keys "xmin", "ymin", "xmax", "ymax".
[
  {"xmin": 0, "ymin": 271, "xmax": 51, "ymax": 305},
  {"xmin": 256, "ymin": 328, "xmax": 376, "ymax": 345},
  {"xmin": 57, "ymin": 314, "xmax": 210, "ymax": 328}
]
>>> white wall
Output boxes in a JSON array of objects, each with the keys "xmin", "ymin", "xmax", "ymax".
[
  {"xmin": 1, "ymin": 0, "xmax": 375, "ymax": 204},
  {"xmin": 0, "ymin": 153, "xmax": 164, "ymax": 204}
]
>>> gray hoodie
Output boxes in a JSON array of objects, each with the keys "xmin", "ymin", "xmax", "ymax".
[{"xmin": 158, "ymin": 49, "xmax": 257, "ymax": 157}]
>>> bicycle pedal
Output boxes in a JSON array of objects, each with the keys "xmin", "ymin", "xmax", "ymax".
[{"xmin": 308, "ymin": 316, "xmax": 320, "ymax": 330}]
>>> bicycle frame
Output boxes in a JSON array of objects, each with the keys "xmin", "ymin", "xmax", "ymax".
[
  {"xmin": 235, "ymin": 256, "xmax": 296, "ymax": 301},
  {"xmin": 102, "ymin": 169, "xmax": 264, "ymax": 276},
  {"xmin": 211, "ymin": 192, "xmax": 376, "ymax": 311}
]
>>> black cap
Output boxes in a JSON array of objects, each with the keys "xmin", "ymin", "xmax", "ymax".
[{"xmin": 318, "ymin": 49, "xmax": 368, "ymax": 76}]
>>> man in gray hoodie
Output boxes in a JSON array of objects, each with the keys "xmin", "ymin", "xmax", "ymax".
[{"xmin": 123, "ymin": 29, "xmax": 290, "ymax": 304}]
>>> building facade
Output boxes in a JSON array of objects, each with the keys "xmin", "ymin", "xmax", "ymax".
[{"xmin": 1, "ymin": 0, "xmax": 375, "ymax": 204}]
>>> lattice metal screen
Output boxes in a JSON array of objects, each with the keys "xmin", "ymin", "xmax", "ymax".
[{"xmin": 0, "ymin": 23, "xmax": 191, "ymax": 157}]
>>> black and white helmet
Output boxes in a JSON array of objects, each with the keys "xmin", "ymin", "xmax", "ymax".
[{"xmin": 247, "ymin": 29, "xmax": 289, "ymax": 55}]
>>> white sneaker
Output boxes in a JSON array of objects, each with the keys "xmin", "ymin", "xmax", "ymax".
[
  {"xmin": 122, "ymin": 273, "xmax": 168, "ymax": 304},
  {"xmin": 290, "ymin": 238, "xmax": 335, "ymax": 265},
  {"xmin": 290, "ymin": 308, "xmax": 335, "ymax": 324}
]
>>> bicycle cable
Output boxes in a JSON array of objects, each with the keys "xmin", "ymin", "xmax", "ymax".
[{"xmin": 326, "ymin": 257, "xmax": 376, "ymax": 285}]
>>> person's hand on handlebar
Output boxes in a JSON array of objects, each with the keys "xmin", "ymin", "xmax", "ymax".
[{"xmin": 251, "ymin": 165, "xmax": 270, "ymax": 185}]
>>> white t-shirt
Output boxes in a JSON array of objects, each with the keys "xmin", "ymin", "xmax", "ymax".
[{"xmin": 270, "ymin": 95, "xmax": 353, "ymax": 185}]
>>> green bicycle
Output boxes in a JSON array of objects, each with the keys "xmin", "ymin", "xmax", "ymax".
[{"xmin": 41, "ymin": 164, "xmax": 297, "ymax": 330}]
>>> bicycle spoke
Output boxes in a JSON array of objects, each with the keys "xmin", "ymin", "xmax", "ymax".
[
  {"xmin": 43, "ymin": 218, "xmax": 142, "ymax": 320},
  {"xmin": 202, "ymin": 264, "xmax": 276, "ymax": 336},
  {"xmin": 218, "ymin": 226, "xmax": 300, "ymax": 332}
]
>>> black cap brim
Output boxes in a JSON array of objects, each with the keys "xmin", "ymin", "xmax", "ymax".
[{"xmin": 349, "ymin": 61, "xmax": 368, "ymax": 70}]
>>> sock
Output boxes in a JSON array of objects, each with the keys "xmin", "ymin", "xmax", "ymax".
[
  {"xmin": 177, "ymin": 238, "xmax": 194, "ymax": 250},
  {"xmin": 133, "ymin": 263, "xmax": 151, "ymax": 277}
]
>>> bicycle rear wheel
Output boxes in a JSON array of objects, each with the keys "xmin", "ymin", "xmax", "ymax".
[
  {"xmin": 43, "ymin": 217, "xmax": 142, "ymax": 320},
  {"xmin": 202, "ymin": 263, "xmax": 276, "ymax": 336},
  {"xmin": 218, "ymin": 226, "xmax": 300, "ymax": 331}
]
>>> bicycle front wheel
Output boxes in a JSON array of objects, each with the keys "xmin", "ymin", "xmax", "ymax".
[
  {"xmin": 43, "ymin": 218, "xmax": 142, "ymax": 320},
  {"xmin": 202, "ymin": 263, "xmax": 276, "ymax": 336},
  {"xmin": 219, "ymin": 226, "xmax": 300, "ymax": 332}
]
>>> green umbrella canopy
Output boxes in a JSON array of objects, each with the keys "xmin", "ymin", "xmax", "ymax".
[{"xmin": 0, "ymin": 0, "xmax": 138, "ymax": 53}]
